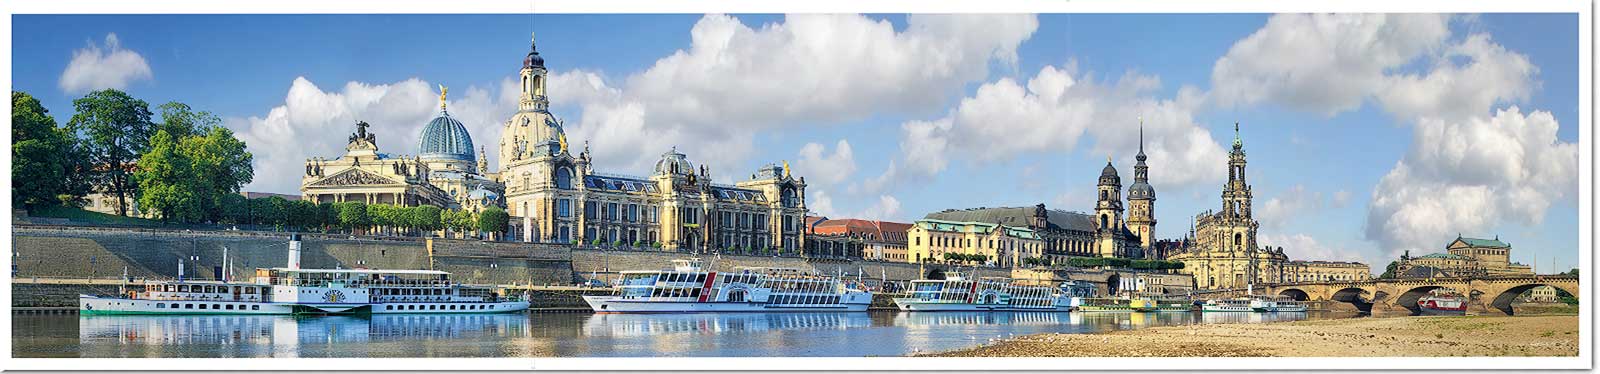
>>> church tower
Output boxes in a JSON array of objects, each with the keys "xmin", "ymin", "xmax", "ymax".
[
  {"xmin": 1127, "ymin": 121, "xmax": 1158, "ymax": 257},
  {"xmin": 1095, "ymin": 157, "xmax": 1125, "ymax": 258},
  {"xmin": 499, "ymin": 32, "xmax": 574, "ymax": 243},
  {"xmin": 1223, "ymin": 122, "xmax": 1256, "ymax": 251}
]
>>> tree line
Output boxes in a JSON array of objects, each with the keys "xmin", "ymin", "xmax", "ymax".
[
  {"xmin": 13, "ymin": 89, "xmax": 251, "ymax": 222},
  {"xmin": 13, "ymin": 89, "xmax": 511, "ymax": 238}
]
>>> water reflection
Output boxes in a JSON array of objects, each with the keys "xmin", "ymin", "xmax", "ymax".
[
  {"xmin": 13, "ymin": 310, "xmax": 1345, "ymax": 358},
  {"xmin": 581, "ymin": 312, "xmax": 871, "ymax": 337}
]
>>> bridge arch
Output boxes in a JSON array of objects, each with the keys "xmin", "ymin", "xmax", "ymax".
[
  {"xmin": 1395, "ymin": 285, "xmax": 1466, "ymax": 315},
  {"xmin": 1330, "ymin": 287, "xmax": 1374, "ymax": 312},
  {"xmin": 1490, "ymin": 283, "xmax": 1573, "ymax": 315},
  {"xmin": 1277, "ymin": 288, "xmax": 1309, "ymax": 301}
]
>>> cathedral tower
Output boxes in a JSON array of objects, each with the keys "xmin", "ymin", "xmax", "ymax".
[
  {"xmin": 1095, "ymin": 157, "xmax": 1125, "ymax": 258},
  {"xmin": 1223, "ymin": 122, "xmax": 1255, "ymax": 251},
  {"xmin": 1127, "ymin": 121, "xmax": 1158, "ymax": 256}
]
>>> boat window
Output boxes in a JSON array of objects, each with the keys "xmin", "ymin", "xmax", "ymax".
[
  {"xmin": 156, "ymin": 303, "xmax": 165, "ymax": 308},
  {"xmin": 178, "ymin": 285, "xmax": 189, "ymax": 292},
  {"xmin": 185, "ymin": 304, "xmax": 193, "ymax": 309},
  {"xmin": 252, "ymin": 305, "xmax": 260, "ymax": 310},
  {"xmin": 226, "ymin": 304, "xmax": 234, "ymax": 310},
  {"xmin": 199, "ymin": 304, "xmax": 207, "ymax": 310}
]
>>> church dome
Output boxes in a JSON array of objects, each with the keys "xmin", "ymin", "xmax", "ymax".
[
  {"xmin": 418, "ymin": 111, "xmax": 475, "ymax": 162},
  {"xmin": 654, "ymin": 148, "xmax": 694, "ymax": 176},
  {"xmin": 1129, "ymin": 182, "xmax": 1156, "ymax": 200},
  {"xmin": 1098, "ymin": 161, "xmax": 1121, "ymax": 186}
]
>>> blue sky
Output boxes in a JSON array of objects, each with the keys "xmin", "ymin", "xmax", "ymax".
[{"xmin": 11, "ymin": 14, "xmax": 1580, "ymax": 273}]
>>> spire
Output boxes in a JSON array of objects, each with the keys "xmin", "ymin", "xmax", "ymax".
[
  {"xmin": 1232, "ymin": 122, "xmax": 1243, "ymax": 149},
  {"xmin": 1136, "ymin": 118, "xmax": 1147, "ymax": 161}
]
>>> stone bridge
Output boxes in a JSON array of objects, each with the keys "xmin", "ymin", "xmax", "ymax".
[{"xmin": 1194, "ymin": 275, "xmax": 1578, "ymax": 316}]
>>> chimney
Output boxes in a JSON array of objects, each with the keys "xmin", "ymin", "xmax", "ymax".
[{"xmin": 287, "ymin": 234, "xmax": 303, "ymax": 270}]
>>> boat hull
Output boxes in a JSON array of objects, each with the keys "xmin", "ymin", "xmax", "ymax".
[
  {"xmin": 1202, "ymin": 305, "xmax": 1253, "ymax": 312},
  {"xmin": 583, "ymin": 295, "xmax": 868, "ymax": 313},
  {"xmin": 893, "ymin": 298, "xmax": 1072, "ymax": 312},
  {"xmin": 79, "ymin": 295, "xmax": 529, "ymax": 315}
]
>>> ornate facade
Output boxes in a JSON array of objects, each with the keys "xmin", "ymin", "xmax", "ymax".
[
  {"xmin": 1167, "ymin": 124, "xmax": 1291, "ymax": 289},
  {"xmin": 301, "ymin": 89, "xmax": 504, "ymax": 211},
  {"xmin": 1286, "ymin": 260, "xmax": 1371, "ymax": 282},
  {"xmin": 301, "ymin": 122, "xmax": 452, "ymax": 207},
  {"xmin": 1397, "ymin": 235, "xmax": 1533, "ymax": 277},
  {"xmin": 497, "ymin": 34, "xmax": 809, "ymax": 252},
  {"xmin": 1126, "ymin": 124, "xmax": 1157, "ymax": 255},
  {"xmin": 905, "ymin": 219, "xmax": 1043, "ymax": 268}
]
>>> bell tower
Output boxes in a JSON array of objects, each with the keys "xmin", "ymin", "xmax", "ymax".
[
  {"xmin": 1095, "ymin": 156, "xmax": 1125, "ymax": 258},
  {"xmin": 1127, "ymin": 121, "xmax": 1158, "ymax": 257},
  {"xmin": 520, "ymin": 32, "xmax": 549, "ymax": 113}
]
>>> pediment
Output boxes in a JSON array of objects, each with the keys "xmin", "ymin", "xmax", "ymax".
[{"xmin": 309, "ymin": 168, "xmax": 399, "ymax": 187}]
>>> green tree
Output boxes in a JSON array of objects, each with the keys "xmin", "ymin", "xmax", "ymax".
[
  {"xmin": 134, "ymin": 130, "xmax": 201, "ymax": 222},
  {"xmin": 178, "ymin": 126, "xmax": 253, "ymax": 222},
  {"xmin": 336, "ymin": 201, "xmax": 369, "ymax": 233},
  {"xmin": 1379, "ymin": 261, "xmax": 1400, "ymax": 279},
  {"xmin": 414, "ymin": 205, "xmax": 442, "ymax": 233},
  {"xmin": 477, "ymin": 207, "xmax": 510, "ymax": 238},
  {"xmin": 67, "ymin": 89, "xmax": 154, "ymax": 216},
  {"xmin": 154, "ymin": 102, "xmax": 217, "ymax": 140},
  {"xmin": 12, "ymin": 91, "xmax": 88, "ymax": 209},
  {"xmin": 218, "ymin": 193, "xmax": 249, "ymax": 224}
]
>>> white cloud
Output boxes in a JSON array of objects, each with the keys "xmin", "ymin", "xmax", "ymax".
[
  {"xmin": 547, "ymin": 14, "xmax": 1038, "ymax": 178},
  {"xmin": 854, "ymin": 195, "xmax": 903, "ymax": 221},
  {"xmin": 1364, "ymin": 107, "xmax": 1577, "ymax": 259},
  {"xmin": 1257, "ymin": 184, "xmax": 1324, "ymax": 229},
  {"xmin": 1331, "ymin": 189, "xmax": 1352, "ymax": 208},
  {"xmin": 228, "ymin": 77, "xmax": 518, "ymax": 194},
  {"xmin": 882, "ymin": 63, "xmax": 1228, "ymax": 193},
  {"xmin": 1209, "ymin": 14, "xmax": 1452, "ymax": 116},
  {"xmin": 59, "ymin": 33, "xmax": 153, "ymax": 93},
  {"xmin": 807, "ymin": 189, "xmax": 839, "ymax": 218},
  {"xmin": 1377, "ymin": 33, "xmax": 1539, "ymax": 123},
  {"xmin": 1258, "ymin": 233, "xmax": 1367, "ymax": 264},
  {"xmin": 793, "ymin": 139, "xmax": 857, "ymax": 187}
]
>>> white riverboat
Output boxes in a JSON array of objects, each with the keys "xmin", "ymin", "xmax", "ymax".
[
  {"xmin": 1201, "ymin": 298, "xmax": 1253, "ymax": 312},
  {"xmin": 1203, "ymin": 295, "xmax": 1306, "ymax": 313},
  {"xmin": 582, "ymin": 259, "xmax": 872, "ymax": 313},
  {"xmin": 892, "ymin": 273, "xmax": 1075, "ymax": 312},
  {"xmin": 78, "ymin": 235, "xmax": 529, "ymax": 315}
]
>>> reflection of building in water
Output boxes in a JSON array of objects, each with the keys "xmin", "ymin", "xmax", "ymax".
[
  {"xmin": 892, "ymin": 311, "xmax": 1066, "ymax": 327},
  {"xmin": 581, "ymin": 313, "xmax": 870, "ymax": 337}
]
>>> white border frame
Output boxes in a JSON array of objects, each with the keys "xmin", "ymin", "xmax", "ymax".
[{"xmin": 0, "ymin": 0, "xmax": 1590, "ymax": 371}]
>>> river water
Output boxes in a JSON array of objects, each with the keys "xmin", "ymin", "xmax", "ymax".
[{"xmin": 13, "ymin": 311, "xmax": 1357, "ymax": 358}]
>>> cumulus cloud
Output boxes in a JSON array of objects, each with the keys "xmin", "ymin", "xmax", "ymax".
[
  {"xmin": 1209, "ymin": 14, "xmax": 1452, "ymax": 116},
  {"xmin": 807, "ymin": 189, "xmax": 839, "ymax": 218},
  {"xmin": 1377, "ymin": 33, "xmax": 1539, "ymax": 122},
  {"xmin": 854, "ymin": 195, "xmax": 903, "ymax": 221},
  {"xmin": 59, "ymin": 33, "xmax": 153, "ymax": 93},
  {"xmin": 1331, "ymin": 189, "xmax": 1352, "ymax": 208},
  {"xmin": 547, "ymin": 14, "xmax": 1038, "ymax": 178},
  {"xmin": 879, "ymin": 63, "xmax": 1228, "ymax": 193},
  {"xmin": 1256, "ymin": 184, "xmax": 1325, "ymax": 229},
  {"xmin": 228, "ymin": 77, "xmax": 518, "ymax": 193},
  {"xmin": 793, "ymin": 139, "xmax": 857, "ymax": 187},
  {"xmin": 1364, "ymin": 107, "xmax": 1577, "ymax": 259},
  {"xmin": 1259, "ymin": 233, "xmax": 1367, "ymax": 264}
]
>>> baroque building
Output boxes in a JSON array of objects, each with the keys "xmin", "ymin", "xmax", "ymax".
[
  {"xmin": 300, "ymin": 89, "xmax": 504, "ymax": 211},
  {"xmin": 300, "ymin": 122, "xmax": 452, "ymax": 207},
  {"xmin": 496, "ymin": 34, "xmax": 809, "ymax": 252},
  {"xmin": 1126, "ymin": 124, "xmax": 1157, "ymax": 255},
  {"xmin": 1286, "ymin": 260, "xmax": 1371, "ymax": 282},
  {"xmin": 1396, "ymin": 235, "xmax": 1533, "ymax": 277},
  {"xmin": 1166, "ymin": 124, "xmax": 1291, "ymax": 289},
  {"xmin": 905, "ymin": 219, "xmax": 1043, "ymax": 267}
]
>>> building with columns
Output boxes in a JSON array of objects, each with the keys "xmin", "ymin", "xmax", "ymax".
[
  {"xmin": 1166, "ymin": 124, "xmax": 1292, "ymax": 289},
  {"xmin": 301, "ymin": 88, "xmax": 504, "ymax": 211},
  {"xmin": 300, "ymin": 122, "xmax": 453, "ymax": 207},
  {"xmin": 496, "ymin": 34, "xmax": 809, "ymax": 252}
]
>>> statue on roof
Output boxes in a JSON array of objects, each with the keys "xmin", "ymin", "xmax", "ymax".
[{"xmin": 438, "ymin": 85, "xmax": 448, "ymax": 110}]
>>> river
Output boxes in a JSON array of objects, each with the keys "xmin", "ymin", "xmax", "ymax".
[{"xmin": 12, "ymin": 311, "xmax": 1359, "ymax": 358}]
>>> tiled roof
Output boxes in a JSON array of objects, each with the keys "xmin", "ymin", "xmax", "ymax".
[
  {"xmin": 914, "ymin": 219, "xmax": 1038, "ymax": 240},
  {"xmin": 811, "ymin": 218, "xmax": 912, "ymax": 243},
  {"xmin": 923, "ymin": 206, "xmax": 1097, "ymax": 232}
]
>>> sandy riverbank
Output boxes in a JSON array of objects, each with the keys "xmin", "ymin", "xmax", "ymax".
[{"xmin": 921, "ymin": 315, "xmax": 1578, "ymax": 357}]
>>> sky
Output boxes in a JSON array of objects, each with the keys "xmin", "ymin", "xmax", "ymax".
[{"xmin": 11, "ymin": 13, "xmax": 1581, "ymax": 274}]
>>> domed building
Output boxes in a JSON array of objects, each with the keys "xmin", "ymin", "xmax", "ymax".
[
  {"xmin": 498, "ymin": 34, "xmax": 809, "ymax": 252},
  {"xmin": 419, "ymin": 91, "xmax": 505, "ymax": 212},
  {"xmin": 1126, "ymin": 124, "xmax": 1158, "ymax": 255}
]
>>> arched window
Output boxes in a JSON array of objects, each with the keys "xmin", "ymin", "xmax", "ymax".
[
  {"xmin": 555, "ymin": 168, "xmax": 572, "ymax": 189},
  {"xmin": 1234, "ymin": 233, "xmax": 1242, "ymax": 248},
  {"xmin": 1100, "ymin": 214, "xmax": 1108, "ymax": 228},
  {"xmin": 1100, "ymin": 190, "xmax": 1107, "ymax": 200}
]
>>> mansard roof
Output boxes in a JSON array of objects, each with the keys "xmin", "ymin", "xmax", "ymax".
[{"xmin": 1452, "ymin": 236, "xmax": 1510, "ymax": 248}]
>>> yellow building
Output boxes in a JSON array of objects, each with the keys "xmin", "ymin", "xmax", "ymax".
[
  {"xmin": 497, "ymin": 35, "xmax": 808, "ymax": 252},
  {"xmin": 1397, "ymin": 235, "xmax": 1533, "ymax": 277},
  {"xmin": 300, "ymin": 122, "xmax": 452, "ymax": 207},
  {"xmin": 1167, "ymin": 124, "xmax": 1292, "ymax": 289},
  {"xmin": 906, "ymin": 219, "xmax": 1043, "ymax": 268},
  {"xmin": 1286, "ymin": 261, "xmax": 1371, "ymax": 283}
]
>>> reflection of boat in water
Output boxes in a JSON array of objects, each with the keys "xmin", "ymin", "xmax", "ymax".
[
  {"xmin": 78, "ymin": 313, "xmax": 531, "ymax": 348},
  {"xmin": 1204, "ymin": 296, "xmax": 1306, "ymax": 313},
  {"xmin": 583, "ymin": 259, "xmax": 872, "ymax": 313},
  {"xmin": 893, "ymin": 273, "xmax": 1075, "ymax": 312},
  {"xmin": 1417, "ymin": 289, "xmax": 1467, "ymax": 316},
  {"xmin": 892, "ymin": 311, "xmax": 1071, "ymax": 327},
  {"xmin": 79, "ymin": 235, "xmax": 529, "ymax": 315},
  {"xmin": 580, "ymin": 312, "xmax": 871, "ymax": 337}
]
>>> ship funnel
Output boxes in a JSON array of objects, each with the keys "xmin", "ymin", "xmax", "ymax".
[{"xmin": 287, "ymin": 234, "xmax": 302, "ymax": 270}]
